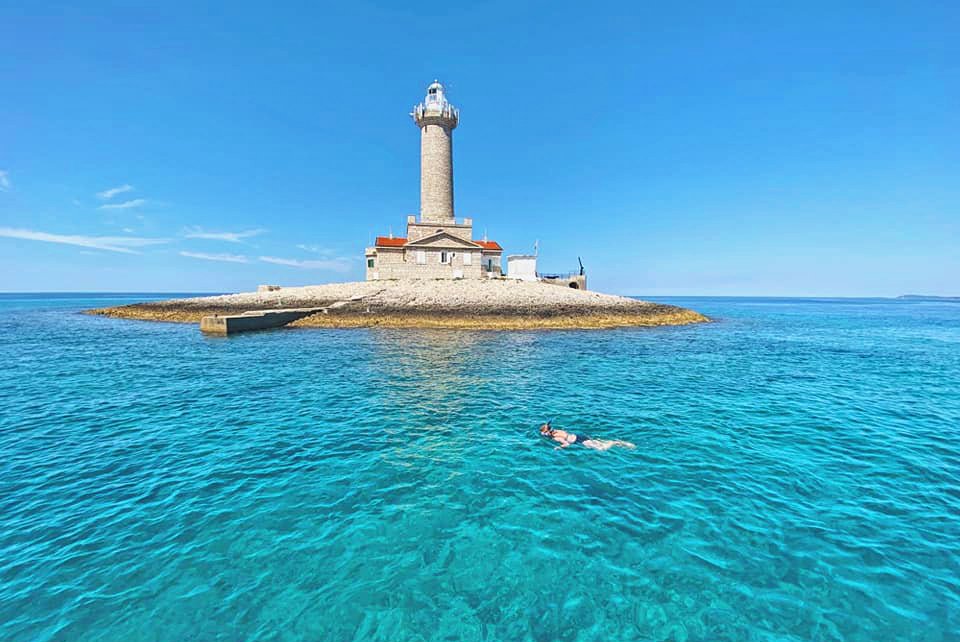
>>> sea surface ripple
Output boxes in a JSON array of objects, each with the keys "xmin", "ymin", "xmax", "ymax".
[{"xmin": 1, "ymin": 294, "xmax": 958, "ymax": 641}]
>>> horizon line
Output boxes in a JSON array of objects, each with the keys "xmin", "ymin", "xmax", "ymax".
[{"xmin": 1, "ymin": 291, "xmax": 957, "ymax": 300}]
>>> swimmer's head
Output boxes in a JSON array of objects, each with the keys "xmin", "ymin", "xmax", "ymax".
[{"xmin": 539, "ymin": 423, "xmax": 552, "ymax": 435}]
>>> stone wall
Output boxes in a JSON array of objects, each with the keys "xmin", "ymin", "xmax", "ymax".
[
  {"xmin": 420, "ymin": 123, "xmax": 454, "ymax": 222},
  {"xmin": 540, "ymin": 274, "xmax": 588, "ymax": 290},
  {"xmin": 407, "ymin": 220, "xmax": 473, "ymax": 242},
  {"xmin": 366, "ymin": 247, "xmax": 502, "ymax": 280}
]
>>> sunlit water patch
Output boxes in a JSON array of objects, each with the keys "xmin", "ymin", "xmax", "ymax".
[{"xmin": 1, "ymin": 294, "xmax": 958, "ymax": 641}]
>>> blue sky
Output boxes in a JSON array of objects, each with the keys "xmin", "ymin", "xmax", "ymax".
[{"xmin": 1, "ymin": 1, "xmax": 957, "ymax": 295}]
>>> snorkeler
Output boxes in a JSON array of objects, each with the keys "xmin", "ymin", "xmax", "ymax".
[{"xmin": 539, "ymin": 422, "xmax": 635, "ymax": 451}]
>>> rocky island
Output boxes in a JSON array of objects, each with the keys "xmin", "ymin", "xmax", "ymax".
[
  {"xmin": 90, "ymin": 82, "xmax": 709, "ymax": 332},
  {"xmin": 87, "ymin": 280, "xmax": 708, "ymax": 330}
]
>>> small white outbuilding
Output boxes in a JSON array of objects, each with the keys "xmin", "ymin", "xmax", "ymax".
[{"xmin": 507, "ymin": 255, "xmax": 538, "ymax": 282}]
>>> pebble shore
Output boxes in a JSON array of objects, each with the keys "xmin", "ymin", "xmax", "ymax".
[{"xmin": 88, "ymin": 280, "xmax": 709, "ymax": 329}]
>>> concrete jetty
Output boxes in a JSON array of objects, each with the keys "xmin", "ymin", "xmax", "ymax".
[{"xmin": 200, "ymin": 307, "xmax": 325, "ymax": 335}]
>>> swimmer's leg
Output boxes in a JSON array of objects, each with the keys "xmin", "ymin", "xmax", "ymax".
[
  {"xmin": 581, "ymin": 439, "xmax": 614, "ymax": 451},
  {"xmin": 581, "ymin": 439, "xmax": 635, "ymax": 451}
]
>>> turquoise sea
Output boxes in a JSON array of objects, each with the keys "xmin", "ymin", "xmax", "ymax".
[{"xmin": 1, "ymin": 293, "xmax": 958, "ymax": 642}]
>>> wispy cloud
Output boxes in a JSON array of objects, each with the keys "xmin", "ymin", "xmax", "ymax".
[
  {"xmin": 0, "ymin": 227, "xmax": 168, "ymax": 254},
  {"xmin": 184, "ymin": 227, "xmax": 265, "ymax": 243},
  {"xmin": 259, "ymin": 255, "xmax": 352, "ymax": 273},
  {"xmin": 296, "ymin": 244, "xmax": 337, "ymax": 256},
  {"xmin": 179, "ymin": 251, "xmax": 249, "ymax": 264},
  {"xmin": 97, "ymin": 184, "xmax": 134, "ymax": 200},
  {"xmin": 99, "ymin": 198, "xmax": 147, "ymax": 210},
  {"xmin": 0, "ymin": 171, "xmax": 10, "ymax": 191}
]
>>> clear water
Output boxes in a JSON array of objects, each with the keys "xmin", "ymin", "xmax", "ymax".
[{"xmin": 1, "ymin": 294, "xmax": 958, "ymax": 642}]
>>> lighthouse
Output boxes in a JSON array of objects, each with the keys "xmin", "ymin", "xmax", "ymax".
[
  {"xmin": 365, "ymin": 81, "xmax": 503, "ymax": 280},
  {"xmin": 412, "ymin": 81, "xmax": 459, "ymax": 223}
]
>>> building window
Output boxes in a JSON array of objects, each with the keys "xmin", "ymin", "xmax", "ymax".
[
  {"xmin": 463, "ymin": 252, "xmax": 472, "ymax": 266},
  {"xmin": 440, "ymin": 251, "xmax": 449, "ymax": 264},
  {"xmin": 486, "ymin": 259, "xmax": 493, "ymax": 272},
  {"xmin": 416, "ymin": 250, "xmax": 426, "ymax": 265},
  {"xmin": 367, "ymin": 258, "xmax": 375, "ymax": 268}
]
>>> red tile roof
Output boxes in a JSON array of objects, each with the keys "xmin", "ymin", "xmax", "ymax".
[
  {"xmin": 375, "ymin": 236, "xmax": 407, "ymax": 247},
  {"xmin": 375, "ymin": 235, "xmax": 502, "ymax": 251}
]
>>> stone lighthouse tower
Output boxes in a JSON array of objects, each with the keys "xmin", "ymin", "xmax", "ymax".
[
  {"xmin": 364, "ymin": 81, "xmax": 504, "ymax": 281},
  {"xmin": 412, "ymin": 81, "xmax": 459, "ymax": 223}
]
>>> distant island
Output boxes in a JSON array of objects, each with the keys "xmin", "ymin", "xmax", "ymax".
[{"xmin": 897, "ymin": 295, "xmax": 960, "ymax": 302}]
